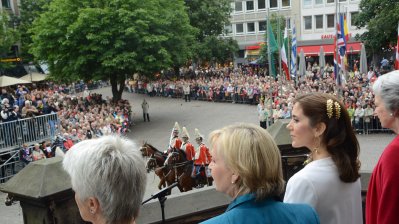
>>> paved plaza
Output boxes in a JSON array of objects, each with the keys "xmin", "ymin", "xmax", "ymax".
[{"xmin": 0, "ymin": 87, "xmax": 395, "ymax": 224}]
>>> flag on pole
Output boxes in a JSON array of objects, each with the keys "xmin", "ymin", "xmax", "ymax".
[
  {"xmin": 280, "ymin": 27, "xmax": 290, "ymax": 80},
  {"xmin": 343, "ymin": 14, "xmax": 349, "ymax": 41},
  {"xmin": 396, "ymin": 23, "xmax": 399, "ymax": 70},
  {"xmin": 334, "ymin": 37, "xmax": 342, "ymax": 87},
  {"xmin": 268, "ymin": 22, "xmax": 279, "ymax": 77},
  {"xmin": 337, "ymin": 14, "xmax": 347, "ymax": 57},
  {"xmin": 290, "ymin": 24, "xmax": 297, "ymax": 78}
]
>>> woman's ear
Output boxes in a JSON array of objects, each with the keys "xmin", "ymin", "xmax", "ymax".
[
  {"xmin": 231, "ymin": 173, "xmax": 240, "ymax": 184},
  {"xmin": 314, "ymin": 122, "xmax": 326, "ymax": 138}
]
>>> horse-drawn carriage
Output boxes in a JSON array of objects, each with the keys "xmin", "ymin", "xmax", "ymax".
[{"xmin": 140, "ymin": 143, "xmax": 212, "ymax": 193}]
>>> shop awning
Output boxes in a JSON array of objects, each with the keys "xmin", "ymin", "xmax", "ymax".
[{"xmin": 297, "ymin": 42, "xmax": 361, "ymax": 56}]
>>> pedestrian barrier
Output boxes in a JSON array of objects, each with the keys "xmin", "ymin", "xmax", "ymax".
[{"xmin": 0, "ymin": 113, "xmax": 59, "ymax": 153}]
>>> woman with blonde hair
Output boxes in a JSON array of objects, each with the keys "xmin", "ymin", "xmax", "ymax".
[
  {"xmin": 201, "ymin": 123, "xmax": 319, "ymax": 224},
  {"xmin": 284, "ymin": 93, "xmax": 362, "ymax": 224}
]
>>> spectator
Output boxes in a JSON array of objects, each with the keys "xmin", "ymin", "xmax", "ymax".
[
  {"xmin": 284, "ymin": 93, "xmax": 362, "ymax": 224},
  {"xmin": 366, "ymin": 71, "xmax": 399, "ymax": 224},
  {"xmin": 32, "ymin": 143, "xmax": 46, "ymax": 161},
  {"xmin": 202, "ymin": 123, "xmax": 319, "ymax": 224},
  {"xmin": 63, "ymin": 135, "xmax": 147, "ymax": 224},
  {"xmin": 19, "ymin": 143, "xmax": 32, "ymax": 166},
  {"xmin": 141, "ymin": 99, "xmax": 150, "ymax": 122}
]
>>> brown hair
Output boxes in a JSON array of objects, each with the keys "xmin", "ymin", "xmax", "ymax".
[{"xmin": 295, "ymin": 93, "xmax": 360, "ymax": 183}]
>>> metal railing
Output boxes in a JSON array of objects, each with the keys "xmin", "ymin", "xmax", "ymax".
[
  {"xmin": 0, "ymin": 114, "xmax": 60, "ymax": 182},
  {"xmin": 0, "ymin": 113, "xmax": 59, "ymax": 152}
]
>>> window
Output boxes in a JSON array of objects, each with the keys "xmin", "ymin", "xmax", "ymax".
[
  {"xmin": 315, "ymin": 15, "xmax": 323, "ymax": 29},
  {"xmin": 235, "ymin": 2, "xmax": 243, "ymax": 12},
  {"xmin": 339, "ymin": 0, "xmax": 346, "ymax": 1},
  {"xmin": 304, "ymin": 16, "xmax": 312, "ymax": 30},
  {"xmin": 269, "ymin": 0, "xmax": 278, "ymax": 8},
  {"xmin": 224, "ymin": 25, "xmax": 233, "ymax": 34},
  {"xmin": 246, "ymin": 0, "xmax": 254, "ymax": 11},
  {"xmin": 327, "ymin": 14, "xmax": 335, "ymax": 28},
  {"xmin": 2, "ymin": 0, "xmax": 11, "ymax": 8},
  {"xmin": 303, "ymin": 0, "xmax": 312, "ymax": 6},
  {"xmin": 286, "ymin": 18, "xmax": 291, "ymax": 29},
  {"xmin": 327, "ymin": 0, "xmax": 334, "ymax": 2},
  {"xmin": 236, "ymin": 23, "xmax": 244, "ymax": 33},
  {"xmin": 259, "ymin": 21, "xmax": 267, "ymax": 31},
  {"xmin": 258, "ymin": 0, "xmax": 266, "ymax": 9},
  {"xmin": 282, "ymin": 0, "xmax": 290, "ymax": 7},
  {"xmin": 247, "ymin": 22, "xmax": 255, "ymax": 33},
  {"xmin": 315, "ymin": 0, "xmax": 323, "ymax": 4},
  {"xmin": 351, "ymin": 12, "xmax": 359, "ymax": 27}
]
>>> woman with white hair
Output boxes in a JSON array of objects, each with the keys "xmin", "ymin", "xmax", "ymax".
[
  {"xmin": 63, "ymin": 135, "xmax": 147, "ymax": 224},
  {"xmin": 366, "ymin": 71, "xmax": 399, "ymax": 224},
  {"xmin": 201, "ymin": 123, "xmax": 319, "ymax": 224}
]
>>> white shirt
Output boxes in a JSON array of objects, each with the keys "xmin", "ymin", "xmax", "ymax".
[{"xmin": 284, "ymin": 157, "xmax": 362, "ymax": 224}]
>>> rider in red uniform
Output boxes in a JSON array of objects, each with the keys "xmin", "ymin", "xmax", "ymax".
[
  {"xmin": 193, "ymin": 128, "xmax": 211, "ymax": 187},
  {"xmin": 181, "ymin": 127, "xmax": 195, "ymax": 161},
  {"xmin": 167, "ymin": 122, "xmax": 182, "ymax": 153}
]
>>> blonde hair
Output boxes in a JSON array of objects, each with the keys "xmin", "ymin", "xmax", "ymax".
[{"xmin": 209, "ymin": 123, "xmax": 284, "ymax": 201}]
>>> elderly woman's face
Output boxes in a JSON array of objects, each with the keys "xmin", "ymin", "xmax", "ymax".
[
  {"xmin": 374, "ymin": 95, "xmax": 395, "ymax": 129},
  {"xmin": 209, "ymin": 141, "xmax": 236, "ymax": 197}
]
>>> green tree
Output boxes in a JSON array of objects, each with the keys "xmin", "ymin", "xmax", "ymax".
[
  {"xmin": 18, "ymin": 0, "xmax": 51, "ymax": 62},
  {"xmin": 0, "ymin": 10, "xmax": 19, "ymax": 75},
  {"xmin": 355, "ymin": 0, "xmax": 399, "ymax": 53},
  {"xmin": 30, "ymin": 0, "xmax": 196, "ymax": 100},
  {"xmin": 185, "ymin": 0, "xmax": 237, "ymax": 66}
]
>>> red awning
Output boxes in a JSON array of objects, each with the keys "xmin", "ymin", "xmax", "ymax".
[{"xmin": 298, "ymin": 42, "xmax": 361, "ymax": 56}]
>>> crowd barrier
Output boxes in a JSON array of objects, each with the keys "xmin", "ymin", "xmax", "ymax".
[
  {"xmin": 0, "ymin": 113, "xmax": 59, "ymax": 152},
  {"xmin": 0, "ymin": 114, "xmax": 60, "ymax": 182}
]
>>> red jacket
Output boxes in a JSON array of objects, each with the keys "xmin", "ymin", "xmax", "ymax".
[
  {"xmin": 194, "ymin": 143, "xmax": 211, "ymax": 165},
  {"xmin": 182, "ymin": 142, "xmax": 195, "ymax": 161},
  {"xmin": 366, "ymin": 135, "xmax": 399, "ymax": 224}
]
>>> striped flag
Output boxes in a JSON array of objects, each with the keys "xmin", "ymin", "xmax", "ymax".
[
  {"xmin": 280, "ymin": 27, "xmax": 290, "ymax": 80},
  {"xmin": 337, "ymin": 14, "xmax": 346, "ymax": 57},
  {"xmin": 396, "ymin": 23, "xmax": 399, "ymax": 70},
  {"xmin": 290, "ymin": 24, "xmax": 297, "ymax": 78},
  {"xmin": 334, "ymin": 37, "xmax": 342, "ymax": 86}
]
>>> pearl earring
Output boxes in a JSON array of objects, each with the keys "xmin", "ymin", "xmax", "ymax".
[
  {"xmin": 90, "ymin": 209, "xmax": 95, "ymax": 214},
  {"xmin": 390, "ymin": 113, "xmax": 393, "ymax": 116}
]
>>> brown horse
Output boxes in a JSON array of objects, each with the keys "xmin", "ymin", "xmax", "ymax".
[
  {"xmin": 164, "ymin": 148, "xmax": 213, "ymax": 191},
  {"xmin": 140, "ymin": 143, "xmax": 176, "ymax": 190}
]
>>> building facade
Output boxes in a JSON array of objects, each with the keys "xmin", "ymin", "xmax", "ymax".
[{"xmin": 228, "ymin": 0, "xmax": 365, "ymax": 67}]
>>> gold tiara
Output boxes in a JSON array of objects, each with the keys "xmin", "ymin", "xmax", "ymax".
[{"xmin": 326, "ymin": 99, "xmax": 341, "ymax": 120}]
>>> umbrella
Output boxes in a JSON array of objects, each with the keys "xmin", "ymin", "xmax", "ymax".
[
  {"xmin": 319, "ymin": 46, "xmax": 326, "ymax": 70},
  {"xmin": 299, "ymin": 49, "xmax": 306, "ymax": 77},
  {"xmin": 359, "ymin": 43, "xmax": 368, "ymax": 75},
  {"xmin": 0, "ymin": 75, "xmax": 31, "ymax": 87},
  {"xmin": 20, "ymin": 72, "xmax": 48, "ymax": 82}
]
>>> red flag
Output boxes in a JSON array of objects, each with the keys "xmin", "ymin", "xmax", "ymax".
[{"xmin": 396, "ymin": 23, "xmax": 399, "ymax": 70}]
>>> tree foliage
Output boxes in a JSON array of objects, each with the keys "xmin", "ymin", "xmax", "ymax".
[
  {"xmin": 185, "ymin": 0, "xmax": 237, "ymax": 65},
  {"xmin": 18, "ymin": 0, "xmax": 51, "ymax": 62},
  {"xmin": 355, "ymin": 0, "xmax": 399, "ymax": 53},
  {"xmin": 30, "ymin": 0, "xmax": 196, "ymax": 100},
  {"xmin": 0, "ymin": 10, "xmax": 19, "ymax": 74}
]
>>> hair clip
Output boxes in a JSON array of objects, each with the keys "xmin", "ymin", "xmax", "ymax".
[
  {"xmin": 334, "ymin": 102, "xmax": 341, "ymax": 120},
  {"xmin": 326, "ymin": 99, "xmax": 334, "ymax": 119}
]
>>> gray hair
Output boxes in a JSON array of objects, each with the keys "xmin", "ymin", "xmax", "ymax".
[
  {"xmin": 372, "ymin": 70, "xmax": 399, "ymax": 113},
  {"xmin": 63, "ymin": 135, "xmax": 147, "ymax": 223}
]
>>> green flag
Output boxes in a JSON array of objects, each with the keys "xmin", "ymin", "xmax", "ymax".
[
  {"xmin": 268, "ymin": 23, "xmax": 278, "ymax": 53},
  {"xmin": 270, "ymin": 54, "xmax": 277, "ymax": 78}
]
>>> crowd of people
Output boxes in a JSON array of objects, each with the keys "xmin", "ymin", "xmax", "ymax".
[
  {"xmin": 127, "ymin": 64, "xmax": 383, "ymax": 133},
  {"xmin": 0, "ymin": 82, "xmax": 133, "ymax": 166}
]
